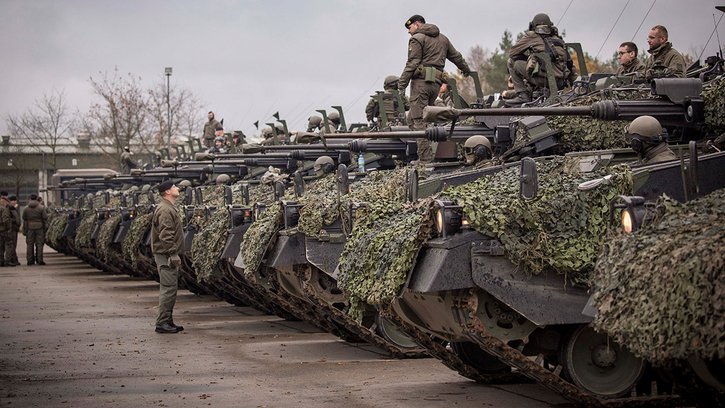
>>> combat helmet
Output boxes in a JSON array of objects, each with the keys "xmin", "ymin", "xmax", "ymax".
[
  {"xmin": 178, "ymin": 179, "xmax": 192, "ymax": 190},
  {"xmin": 384, "ymin": 75, "xmax": 400, "ymax": 90},
  {"xmin": 313, "ymin": 156, "xmax": 335, "ymax": 175},
  {"xmin": 463, "ymin": 135, "xmax": 492, "ymax": 165},
  {"xmin": 214, "ymin": 136, "xmax": 225, "ymax": 144},
  {"xmin": 216, "ymin": 174, "xmax": 230, "ymax": 185},
  {"xmin": 261, "ymin": 126, "xmax": 274, "ymax": 138},
  {"xmin": 625, "ymin": 115, "xmax": 666, "ymax": 154},
  {"xmin": 327, "ymin": 111, "xmax": 340, "ymax": 124},
  {"xmin": 307, "ymin": 115, "xmax": 322, "ymax": 130},
  {"xmin": 274, "ymin": 122, "xmax": 286, "ymax": 135},
  {"xmin": 529, "ymin": 13, "xmax": 554, "ymax": 34}
]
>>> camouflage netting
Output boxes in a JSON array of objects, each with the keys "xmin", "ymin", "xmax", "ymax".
[
  {"xmin": 297, "ymin": 167, "xmax": 409, "ymax": 238},
  {"xmin": 592, "ymin": 189, "xmax": 725, "ymax": 363},
  {"xmin": 515, "ymin": 88, "xmax": 652, "ymax": 153},
  {"xmin": 46, "ymin": 213, "xmax": 68, "ymax": 248},
  {"xmin": 74, "ymin": 212, "xmax": 97, "ymax": 249},
  {"xmin": 122, "ymin": 213, "xmax": 152, "ymax": 268},
  {"xmin": 96, "ymin": 214, "xmax": 121, "ymax": 262},
  {"xmin": 248, "ymin": 183, "xmax": 275, "ymax": 204},
  {"xmin": 191, "ymin": 208, "xmax": 230, "ymax": 283},
  {"xmin": 338, "ymin": 198, "xmax": 434, "ymax": 321},
  {"xmin": 240, "ymin": 201, "xmax": 283, "ymax": 277},
  {"xmin": 441, "ymin": 156, "xmax": 632, "ymax": 282},
  {"xmin": 702, "ymin": 76, "xmax": 725, "ymax": 134}
]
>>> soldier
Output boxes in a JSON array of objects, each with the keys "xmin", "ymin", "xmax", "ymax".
[
  {"xmin": 151, "ymin": 180, "xmax": 184, "ymax": 334},
  {"xmin": 398, "ymin": 14, "xmax": 472, "ymax": 162},
  {"xmin": 320, "ymin": 112, "xmax": 339, "ymax": 134},
  {"xmin": 229, "ymin": 131, "xmax": 245, "ymax": 154},
  {"xmin": 506, "ymin": 13, "xmax": 576, "ymax": 106},
  {"xmin": 5, "ymin": 195, "xmax": 20, "ymax": 266},
  {"xmin": 22, "ymin": 194, "xmax": 47, "ymax": 266},
  {"xmin": 313, "ymin": 156, "xmax": 336, "ymax": 177},
  {"xmin": 261, "ymin": 123, "xmax": 288, "ymax": 145},
  {"xmin": 365, "ymin": 75, "xmax": 410, "ymax": 126},
  {"xmin": 120, "ymin": 146, "xmax": 137, "ymax": 174},
  {"xmin": 435, "ymin": 83, "xmax": 454, "ymax": 108},
  {"xmin": 644, "ymin": 25, "xmax": 687, "ymax": 80},
  {"xmin": 625, "ymin": 115, "xmax": 677, "ymax": 165},
  {"xmin": 307, "ymin": 115, "xmax": 323, "ymax": 132},
  {"xmin": 0, "ymin": 191, "xmax": 10, "ymax": 267},
  {"xmin": 207, "ymin": 136, "xmax": 227, "ymax": 154},
  {"xmin": 202, "ymin": 111, "xmax": 222, "ymax": 148},
  {"xmin": 615, "ymin": 42, "xmax": 646, "ymax": 77},
  {"xmin": 462, "ymin": 135, "xmax": 493, "ymax": 166}
]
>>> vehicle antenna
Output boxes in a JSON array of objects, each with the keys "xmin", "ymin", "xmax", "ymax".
[
  {"xmin": 630, "ymin": 0, "xmax": 657, "ymax": 42},
  {"xmin": 696, "ymin": 12, "xmax": 724, "ymax": 61},
  {"xmin": 595, "ymin": 0, "xmax": 631, "ymax": 60}
]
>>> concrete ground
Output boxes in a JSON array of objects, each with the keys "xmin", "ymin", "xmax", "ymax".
[{"xmin": 0, "ymin": 243, "xmax": 569, "ymax": 407}]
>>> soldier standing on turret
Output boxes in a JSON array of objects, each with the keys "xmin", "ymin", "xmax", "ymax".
[
  {"xmin": 202, "ymin": 111, "xmax": 221, "ymax": 148},
  {"xmin": 506, "ymin": 13, "xmax": 576, "ymax": 106},
  {"xmin": 644, "ymin": 25, "xmax": 686, "ymax": 80},
  {"xmin": 120, "ymin": 146, "xmax": 137, "ymax": 174},
  {"xmin": 398, "ymin": 14, "xmax": 472, "ymax": 162}
]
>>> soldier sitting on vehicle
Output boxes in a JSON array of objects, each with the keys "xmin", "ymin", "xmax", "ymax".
[
  {"xmin": 307, "ymin": 115, "xmax": 323, "ymax": 132},
  {"xmin": 365, "ymin": 75, "xmax": 410, "ymax": 127},
  {"xmin": 313, "ymin": 156, "xmax": 336, "ymax": 177},
  {"xmin": 616, "ymin": 42, "xmax": 646, "ymax": 77},
  {"xmin": 319, "ymin": 112, "xmax": 340, "ymax": 134},
  {"xmin": 505, "ymin": 13, "xmax": 576, "ymax": 106},
  {"xmin": 261, "ymin": 123, "xmax": 288, "ymax": 145},
  {"xmin": 462, "ymin": 135, "xmax": 493, "ymax": 167},
  {"xmin": 625, "ymin": 116, "xmax": 677, "ymax": 165},
  {"xmin": 644, "ymin": 25, "xmax": 687, "ymax": 80},
  {"xmin": 207, "ymin": 132, "xmax": 227, "ymax": 154}
]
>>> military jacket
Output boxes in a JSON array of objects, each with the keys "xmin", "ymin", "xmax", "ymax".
[
  {"xmin": 509, "ymin": 30, "xmax": 575, "ymax": 84},
  {"xmin": 151, "ymin": 198, "xmax": 184, "ymax": 256},
  {"xmin": 641, "ymin": 143, "xmax": 678, "ymax": 165},
  {"xmin": 645, "ymin": 42, "xmax": 686, "ymax": 79},
  {"xmin": 22, "ymin": 200, "xmax": 47, "ymax": 232},
  {"xmin": 0, "ymin": 199, "xmax": 10, "ymax": 233},
  {"xmin": 203, "ymin": 119, "xmax": 221, "ymax": 139},
  {"xmin": 616, "ymin": 58, "xmax": 646, "ymax": 76},
  {"xmin": 365, "ymin": 88, "xmax": 410, "ymax": 122},
  {"xmin": 399, "ymin": 24, "xmax": 471, "ymax": 90}
]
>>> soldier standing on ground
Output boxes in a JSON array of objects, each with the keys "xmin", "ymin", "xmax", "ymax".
[
  {"xmin": 644, "ymin": 25, "xmax": 687, "ymax": 80},
  {"xmin": 6, "ymin": 195, "xmax": 20, "ymax": 267},
  {"xmin": 151, "ymin": 180, "xmax": 185, "ymax": 334},
  {"xmin": 0, "ymin": 192, "xmax": 11, "ymax": 267},
  {"xmin": 506, "ymin": 13, "xmax": 576, "ymax": 106},
  {"xmin": 203, "ymin": 111, "xmax": 222, "ymax": 149},
  {"xmin": 625, "ymin": 116, "xmax": 677, "ymax": 165},
  {"xmin": 398, "ymin": 14, "xmax": 472, "ymax": 162},
  {"xmin": 22, "ymin": 194, "xmax": 47, "ymax": 266},
  {"xmin": 615, "ymin": 42, "xmax": 646, "ymax": 77}
]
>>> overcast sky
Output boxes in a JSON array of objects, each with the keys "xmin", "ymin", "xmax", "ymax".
[{"xmin": 1, "ymin": 0, "xmax": 724, "ymax": 139}]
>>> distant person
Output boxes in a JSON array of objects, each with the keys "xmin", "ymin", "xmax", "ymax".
[
  {"xmin": 151, "ymin": 180, "xmax": 184, "ymax": 334},
  {"xmin": 22, "ymin": 194, "xmax": 47, "ymax": 266},
  {"xmin": 365, "ymin": 75, "xmax": 409, "ymax": 126},
  {"xmin": 203, "ymin": 111, "xmax": 222, "ymax": 148},
  {"xmin": 615, "ymin": 42, "xmax": 646, "ymax": 77},
  {"xmin": 0, "ymin": 191, "xmax": 11, "ymax": 267},
  {"xmin": 644, "ymin": 25, "xmax": 686, "ymax": 80},
  {"xmin": 398, "ymin": 14, "xmax": 472, "ymax": 162},
  {"xmin": 625, "ymin": 116, "xmax": 677, "ymax": 165},
  {"xmin": 506, "ymin": 13, "xmax": 576, "ymax": 106},
  {"xmin": 435, "ymin": 82, "xmax": 454, "ymax": 108},
  {"xmin": 120, "ymin": 146, "xmax": 137, "ymax": 174},
  {"xmin": 6, "ymin": 195, "xmax": 20, "ymax": 267}
]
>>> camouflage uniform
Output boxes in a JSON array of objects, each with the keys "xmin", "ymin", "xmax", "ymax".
[
  {"xmin": 365, "ymin": 77, "xmax": 410, "ymax": 126},
  {"xmin": 203, "ymin": 118, "xmax": 222, "ymax": 148},
  {"xmin": 22, "ymin": 199, "xmax": 47, "ymax": 265},
  {"xmin": 6, "ymin": 202, "xmax": 20, "ymax": 265},
  {"xmin": 0, "ymin": 197, "xmax": 11, "ymax": 266},
  {"xmin": 639, "ymin": 142, "xmax": 678, "ymax": 165},
  {"xmin": 508, "ymin": 28, "xmax": 575, "ymax": 98},
  {"xmin": 398, "ymin": 23, "xmax": 471, "ymax": 162},
  {"xmin": 120, "ymin": 151, "xmax": 137, "ymax": 174},
  {"xmin": 645, "ymin": 42, "xmax": 686, "ymax": 80},
  {"xmin": 616, "ymin": 57, "xmax": 646, "ymax": 77},
  {"xmin": 151, "ymin": 196, "xmax": 184, "ymax": 327}
]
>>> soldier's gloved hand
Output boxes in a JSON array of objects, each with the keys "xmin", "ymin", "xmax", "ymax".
[{"xmin": 169, "ymin": 255, "xmax": 181, "ymax": 268}]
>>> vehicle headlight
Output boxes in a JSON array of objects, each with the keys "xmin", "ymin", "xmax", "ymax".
[{"xmin": 434, "ymin": 200, "xmax": 463, "ymax": 237}]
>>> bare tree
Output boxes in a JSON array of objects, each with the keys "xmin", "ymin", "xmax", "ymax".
[
  {"xmin": 5, "ymin": 89, "xmax": 74, "ymax": 169},
  {"xmin": 82, "ymin": 68, "xmax": 149, "ymax": 165},
  {"xmin": 146, "ymin": 82, "xmax": 203, "ymax": 154}
]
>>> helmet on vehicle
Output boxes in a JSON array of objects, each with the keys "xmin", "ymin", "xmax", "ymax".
[
  {"xmin": 384, "ymin": 75, "xmax": 400, "ymax": 89},
  {"xmin": 274, "ymin": 123, "xmax": 286, "ymax": 134},
  {"xmin": 463, "ymin": 135, "xmax": 492, "ymax": 165},
  {"xmin": 530, "ymin": 13, "xmax": 553, "ymax": 29},
  {"xmin": 327, "ymin": 111, "xmax": 340, "ymax": 124},
  {"xmin": 307, "ymin": 115, "xmax": 322, "ymax": 130},
  {"xmin": 178, "ymin": 179, "xmax": 192, "ymax": 189},
  {"xmin": 625, "ymin": 116, "xmax": 666, "ymax": 154},
  {"xmin": 313, "ymin": 156, "xmax": 335, "ymax": 175},
  {"xmin": 214, "ymin": 136, "xmax": 225, "ymax": 143},
  {"xmin": 261, "ymin": 126, "xmax": 274, "ymax": 138},
  {"xmin": 215, "ymin": 174, "xmax": 230, "ymax": 185}
]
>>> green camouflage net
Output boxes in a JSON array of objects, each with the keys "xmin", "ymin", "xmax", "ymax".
[
  {"xmin": 248, "ymin": 183, "xmax": 275, "ymax": 204},
  {"xmin": 122, "ymin": 213, "xmax": 152, "ymax": 268},
  {"xmin": 514, "ymin": 88, "xmax": 652, "ymax": 153},
  {"xmin": 96, "ymin": 214, "xmax": 121, "ymax": 262},
  {"xmin": 240, "ymin": 201, "xmax": 283, "ymax": 277},
  {"xmin": 74, "ymin": 212, "xmax": 96, "ymax": 249},
  {"xmin": 191, "ymin": 208, "xmax": 230, "ymax": 283},
  {"xmin": 441, "ymin": 157, "xmax": 632, "ymax": 282},
  {"xmin": 46, "ymin": 213, "xmax": 68, "ymax": 248},
  {"xmin": 702, "ymin": 76, "xmax": 725, "ymax": 134},
  {"xmin": 592, "ymin": 189, "xmax": 725, "ymax": 363},
  {"xmin": 297, "ymin": 168, "xmax": 409, "ymax": 238},
  {"xmin": 338, "ymin": 198, "xmax": 434, "ymax": 321}
]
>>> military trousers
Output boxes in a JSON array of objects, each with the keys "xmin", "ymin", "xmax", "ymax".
[
  {"xmin": 1, "ymin": 231, "xmax": 14, "ymax": 265},
  {"xmin": 26, "ymin": 229, "xmax": 45, "ymax": 264},
  {"xmin": 508, "ymin": 59, "xmax": 563, "ymax": 96},
  {"xmin": 154, "ymin": 254, "xmax": 179, "ymax": 326},
  {"xmin": 7, "ymin": 231, "xmax": 18, "ymax": 264},
  {"xmin": 0, "ymin": 231, "xmax": 6, "ymax": 265},
  {"xmin": 409, "ymin": 79, "xmax": 441, "ymax": 162}
]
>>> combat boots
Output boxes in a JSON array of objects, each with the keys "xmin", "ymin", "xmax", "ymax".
[{"xmin": 504, "ymin": 92, "xmax": 532, "ymax": 106}]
